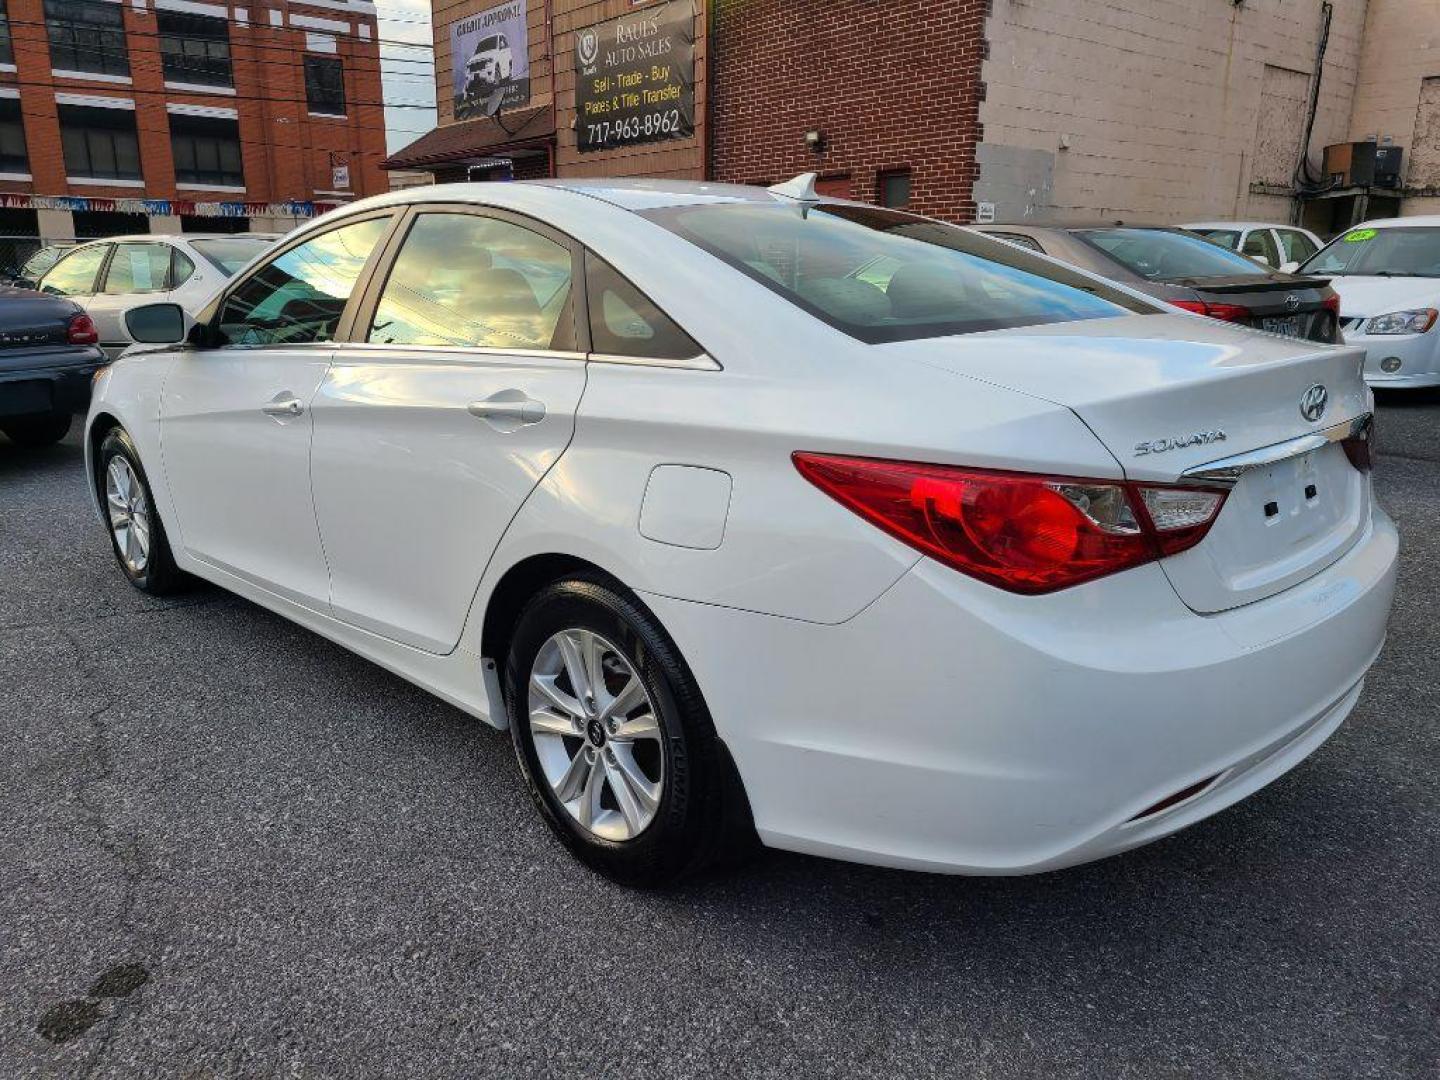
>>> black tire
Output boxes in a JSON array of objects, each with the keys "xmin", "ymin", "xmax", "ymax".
[
  {"xmin": 97, "ymin": 427, "xmax": 189, "ymax": 595},
  {"xmin": 505, "ymin": 573, "xmax": 754, "ymax": 886},
  {"xmin": 1, "ymin": 413, "xmax": 71, "ymax": 448}
]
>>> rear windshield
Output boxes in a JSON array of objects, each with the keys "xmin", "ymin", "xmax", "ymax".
[
  {"xmin": 642, "ymin": 203, "xmax": 1153, "ymax": 344},
  {"xmin": 1074, "ymin": 228, "xmax": 1266, "ymax": 280},
  {"xmin": 1302, "ymin": 226, "xmax": 1440, "ymax": 277},
  {"xmin": 190, "ymin": 238, "xmax": 275, "ymax": 276}
]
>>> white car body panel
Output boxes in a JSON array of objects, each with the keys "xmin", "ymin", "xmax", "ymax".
[{"xmin": 83, "ymin": 181, "xmax": 1399, "ymax": 876}]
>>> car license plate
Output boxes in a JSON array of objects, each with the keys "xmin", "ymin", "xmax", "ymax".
[
  {"xmin": 0, "ymin": 379, "xmax": 52, "ymax": 418},
  {"xmin": 1261, "ymin": 315, "xmax": 1303, "ymax": 337}
]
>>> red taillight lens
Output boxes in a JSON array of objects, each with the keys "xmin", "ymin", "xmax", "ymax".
[
  {"xmin": 793, "ymin": 454, "xmax": 1228, "ymax": 594},
  {"xmin": 1322, "ymin": 292, "xmax": 1341, "ymax": 315},
  {"xmin": 1169, "ymin": 299, "xmax": 1250, "ymax": 322},
  {"xmin": 67, "ymin": 313, "xmax": 99, "ymax": 345}
]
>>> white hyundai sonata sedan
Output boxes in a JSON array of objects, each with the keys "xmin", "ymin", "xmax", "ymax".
[{"xmin": 85, "ymin": 176, "xmax": 1398, "ymax": 885}]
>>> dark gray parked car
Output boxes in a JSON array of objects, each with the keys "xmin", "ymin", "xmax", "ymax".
[
  {"xmin": 974, "ymin": 224, "xmax": 1341, "ymax": 344},
  {"xmin": 0, "ymin": 284, "xmax": 107, "ymax": 447}
]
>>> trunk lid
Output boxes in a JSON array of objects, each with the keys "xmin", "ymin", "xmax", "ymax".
[{"xmin": 891, "ymin": 313, "xmax": 1372, "ymax": 612}]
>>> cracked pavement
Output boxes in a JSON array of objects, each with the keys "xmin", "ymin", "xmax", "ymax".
[{"xmin": 1, "ymin": 394, "xmax": 1438, "ymax": 1079}]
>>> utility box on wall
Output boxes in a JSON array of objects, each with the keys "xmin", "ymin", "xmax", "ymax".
[{"xmin": 1323, "ymin": 141, "xmax": 1405, "ymax": 189}]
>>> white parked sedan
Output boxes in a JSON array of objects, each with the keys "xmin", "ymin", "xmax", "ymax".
[
  {"xmin": 1184, "ymin": 221, "xmax": 1323, "ymax": 268},
  {"xmin": 86, "ymin": 177, "xmax": 1398, "ymax": 885},
  {"xmin": 36, "ymin": 233, "xmax": 276, "ymax": 359},
  {"xmin": 1298, "ymin": 217, "xmax": 1440, "ymax": 388}
]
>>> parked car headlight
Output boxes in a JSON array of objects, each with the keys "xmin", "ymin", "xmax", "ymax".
[{"xmin": 1365, "ymin": 308, "xmax": 1438, "ymax": 334}]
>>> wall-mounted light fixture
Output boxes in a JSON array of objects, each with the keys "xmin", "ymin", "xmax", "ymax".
[{"xmin": 804, "ymin": 129, "xmax": 825, "ymax": 152}]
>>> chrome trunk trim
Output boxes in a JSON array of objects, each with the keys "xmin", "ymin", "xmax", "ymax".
[{"xmin": 1181, "ymin": 414, "xmax": 1372, "ymax": 487}]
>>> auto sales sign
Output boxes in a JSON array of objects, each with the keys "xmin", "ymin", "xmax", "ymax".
[
  {"xmin": 575, "ymin": 0, "xmax": 695, "ymax": 152},
  {"xmin": 451, "ymin": 0, "xmax": 530, "ymax": 121}
]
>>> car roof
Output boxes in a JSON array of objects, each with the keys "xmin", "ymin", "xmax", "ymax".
[
  {"xmin": 1183, "ymin": 221, "xmax": 1298, "ymax": 230},
  {"xmin": 1349, "ymin": 216, "xmax": 1440, "ymax": 229}
]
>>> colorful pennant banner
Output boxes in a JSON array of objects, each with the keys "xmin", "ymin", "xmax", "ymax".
[{"xmin": 0, "ymin": 193, "xmax": 342, "ymax": 218}]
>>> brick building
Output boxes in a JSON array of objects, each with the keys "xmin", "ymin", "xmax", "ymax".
[
  {"xmin": 387, "ymin": 0, "xmax": 986, "ymax": 221},
  {"xmin": 0, "ymin": 0, "xmax": 387, "ymax": 254}
]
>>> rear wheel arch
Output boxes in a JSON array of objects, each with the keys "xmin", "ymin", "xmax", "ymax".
[{"xmin": 481, "ymin": 553, "xmax": 622, "ymax": 670}]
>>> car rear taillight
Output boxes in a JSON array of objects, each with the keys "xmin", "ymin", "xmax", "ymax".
[
  {"xmin": 1322, "ymin": 293, "xmax": 1341, "ymax": 316},
  {"xmin": 1342, "ymin": 420, "xmax": 1374, "ymax": 474},
  {"xmin": 792, "ymin": 454, "xmax": 1228, "ymax": 594},
  {"xmin": 67, "ymin": 313, "xmax": 98, "ymax": 345},
  {"xmin": 1169, "ymin": 299, "xmax": 1251, "ymax": 322}
]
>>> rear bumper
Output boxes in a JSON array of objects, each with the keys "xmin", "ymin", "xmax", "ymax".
[
  {"xmin": 644, "ymin": 505, "xmax": 1399, "ymax": 875},
  {"xmin": 0, "ymin": 350, "xmax": 108, "ymax": 417}
]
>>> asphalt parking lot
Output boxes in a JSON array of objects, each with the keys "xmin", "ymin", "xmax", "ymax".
[{"xmin": 1, "ymin": 396, "xmax": 1437, "ymax": 1079}]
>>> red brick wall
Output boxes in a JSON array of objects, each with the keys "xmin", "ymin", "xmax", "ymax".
[
  {"xmin": 0, "ymin": 1, "xmax": 389, "ymax": 204},
  {"xmin": 709, "ymin": 0, "xmax": 986, "ymax": 222}
]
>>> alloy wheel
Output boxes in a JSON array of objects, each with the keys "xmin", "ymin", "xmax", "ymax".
[
  {"xmin": 105, "ymin": 457, "xmax": 151, "ymax": 575},
  {"xmin": 527, "ymin": 628, "xmax": 664, "ymax": 842}
]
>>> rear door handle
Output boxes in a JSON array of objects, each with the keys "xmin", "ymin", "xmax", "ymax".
[
  {"xmin": 262, "ymin": 394, "xmax": 304, "ymax": 418},
  {"xmin": 468, "ymin": 392, "xmax": 546, "ymax": 430}
]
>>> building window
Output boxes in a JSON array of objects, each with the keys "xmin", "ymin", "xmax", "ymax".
[
  {"xmin": 0, "ymin": 1, "xmax": 14, "ymax": 66},
  {"xmin": 304, "ymin": 56, "xmax": 346, "ymax": 116},
  {"xmin": 158, "ymin": 11, "xmax": 232, "ymax": 87},
  {"xmin": 878, "ymin": 169, "xmax": 912, "ymax": 209},
  {"xmin": 59, "ymin": 104, "xmax": 141, "ymax": 181},
  {"xmin": 0, "ymin": 98, "xmax": 27, "ymax": 173},
  {"xmin": 169, "ymin": 113, "xmax": 243, "ymax": 187},
  {"xmin": 45, "ymin": 0, "xmax": 130, "ymax": 78}
]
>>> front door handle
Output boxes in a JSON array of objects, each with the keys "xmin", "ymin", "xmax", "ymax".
[
  {"xmin": 262, "ymin": 394, "xmax": 304, "ymax": 418},
  {"xmin": 468, "ymin": 391, "xmax": 546, "ymax": 431}
]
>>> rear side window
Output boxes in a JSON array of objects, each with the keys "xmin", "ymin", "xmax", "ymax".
[
  {"xmin": 40, "ymin": 244, "xmax": 108, "ymax": 297},
  {"xmin": 1075, "ymin": 228, "xmax": 1266, "ymax": 280},
  {"xmin": 219, "ymin": 216, "xmax": 390, "ymax": 346},
  {"xmin": 1191, "ymin": 228, "xmax": 1240, "ymax": 250},
  {"xmin": 103, "ymin": 243, "xmax": 171, "ymax": 294},
  {"xmin": 585, "ymin": 253, "xmax": 700, "ymax": 360},
  {"xmin": 1277, "ymin": 229, "xmax": 1318, "ymax": 263},
  {"xmin": 190, "ymin": 238, "xmax": 273, "ymax": 276},
  {"xmin": 367, "ymin": 213, "xmax": 574, "ymax": 351},
  {"xmin": 170, "ymin": 248, "xmax": 196, "ymax": 288},
  {"xmin": 644, "ymin": 203, "xmax": 1149, "ymax": 344}
]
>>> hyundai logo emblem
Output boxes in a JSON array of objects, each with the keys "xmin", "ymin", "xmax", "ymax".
[
  {"xmin": 1300, "ymin": 384, "xmax": 1329, "ymax": 423},
  {"xmin": 1284, "ymin": 294, "xmax": 1302, "ymax": 311}
]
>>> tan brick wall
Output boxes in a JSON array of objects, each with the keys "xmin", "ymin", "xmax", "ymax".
[
  {"xmin": 1347, "ymin": 0, "xmax": 1440, "ymax": 214},
  {"xmin": 978, "ymin": 0, "xmax": 1368, "ymax": 224}
]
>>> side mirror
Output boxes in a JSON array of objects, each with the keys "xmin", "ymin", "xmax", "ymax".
[
  {"xmin": 125, "ymin": 302, "xmax": 188, "ymax": 344},
  {"xmin": 1278, "ymin": 260, "xmax": 1301, "ymax": 274}
]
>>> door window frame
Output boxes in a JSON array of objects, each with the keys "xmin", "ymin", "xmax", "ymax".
[
  {"xmin": 38, "ymin": 241, "xmax": 114, "ymax": 297},
  {"xmin": 191, "ymin": 208, "xmax": 404, "ymax": 351},
  {"xmin": 99, "ymin": 241, "xmax": 172, "ymax": 296},
  {"xmin": 344, "ymin": 201, "xmax": 591, "ymax": 360}
]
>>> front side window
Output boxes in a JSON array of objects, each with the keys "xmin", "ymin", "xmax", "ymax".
[
  {"xmin": 39, "ymin": 243, "xmax": 108, "ymax": 296},
  {"xmin": 0, "ymin": 97, "xmax": 27, "ymax": 174},
  {"xmin": 1241, "ymin": 229, "xmax": 1279, "ymax": 265},
  {"xmin": 1074, "ymin": 228, "xmax": 1269, "ymax": 281},
  {"xmin": 45, "ymin": 0, "xmax": 129, "ymax": 77},
  {"xmin": 585, "ymin": 252, "xmax": 699, "ymax": 360},
  {"xmin": 218, "ymin": 216, "xmax": 390, "ymax": 346},
  {"xmin": 644, "ymin": 203, "xmax": 1150, "ymax": 344},
  {"xmin": 304, "ymin": 55, "xmax": 346, "ymax": 116},
  {"xmin": 102, "ymin": 242, "xmax": 170, "ymax": 294},
  {"xmin": 1190, "ymin": 228, "xmax": 1241, "ymax": 250},
  {"xmin": 1277, "ymin": 229, "xmax": 1318, "ymax": 263},
  {"xmin": 157, "ymin": 12, "xmax": 231, "ymax": 86},
  {"xmin": 368, "ymin": 213, "xmax": 573, "ymax": 350},
  {"xmin": 1299, "ymin": 227, "xmax": 1440, "ymax": 276},
  {"xmin": 169, "ymin": 113, "xmax": 243, "ymax": 187},
  {"xmin": 59, "ymin": 104, "xmax": 141, "ymax": 181}
]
